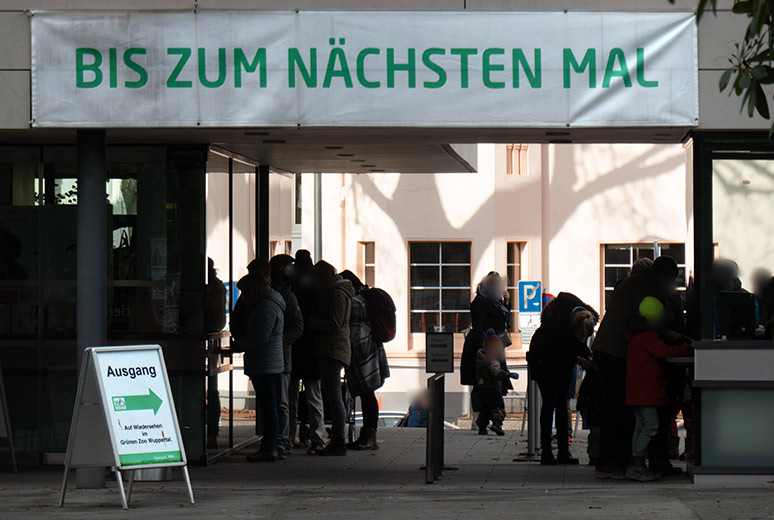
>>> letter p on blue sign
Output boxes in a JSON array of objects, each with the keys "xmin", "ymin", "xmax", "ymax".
[{"xmin": 518, "ymin": 281, "xmax": 542, "ymax": 313}]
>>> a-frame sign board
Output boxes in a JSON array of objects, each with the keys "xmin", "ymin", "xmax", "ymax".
[
  {"xmin": 59, "ymin": 345, "xmax": 194, "ymax": 510},
  {"xmin": 0, "ymin": 362, "xmax": 18, "ymax": 472}
]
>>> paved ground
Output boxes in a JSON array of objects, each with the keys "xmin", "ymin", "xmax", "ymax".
[{"xmin": 1, "ymin": 428, "xmax": 773, "ymax": 519}]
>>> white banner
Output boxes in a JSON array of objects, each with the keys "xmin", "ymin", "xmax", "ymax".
[{"xmin": 31, "ymin": 10, "xmax": 698, "ymax": 128}]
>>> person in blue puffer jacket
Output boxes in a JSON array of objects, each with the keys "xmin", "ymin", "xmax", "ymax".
[{"xmin": 238, "ymin": 259, "xmax": 286, "ymax": 463}]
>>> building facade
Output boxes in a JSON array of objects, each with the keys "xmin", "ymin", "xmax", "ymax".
[{"xmin": 1, "ymin": 1, "xmax": 773, "ymax": 483}]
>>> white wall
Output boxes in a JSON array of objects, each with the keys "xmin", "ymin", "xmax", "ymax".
[{"xmin": 545, "ymin": 143, "xmax": 691, "ymax": 313}]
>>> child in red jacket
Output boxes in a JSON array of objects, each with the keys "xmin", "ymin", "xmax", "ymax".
[{"xmin": 625, "ymin": 296, "xmax": 691, "ymax": 482}]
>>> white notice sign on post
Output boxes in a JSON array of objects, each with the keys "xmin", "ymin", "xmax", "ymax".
[
  {"xmin": 426, "ymin": 333, "xmax": 455, "ymax": 374},
  {"xmin": 519, "ymin": 313, "xmax": 541, "ymax": 347}
]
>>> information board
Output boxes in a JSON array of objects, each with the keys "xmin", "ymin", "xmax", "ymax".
[
  {"xmin": 93, "ymin": 348, "xmax": 182, "ymax": 466},
  {"xmin": 426, "ymin": 333, "xmax": 454, "ymax": 374},
  {"xmin": 60, "ymin": 345, "xmax": 194, "ymax": 510}
]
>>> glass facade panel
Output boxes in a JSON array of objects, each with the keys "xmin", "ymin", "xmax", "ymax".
[
  {"xmin": 701, "ymin": 388, "xmax": 774, "ymax": 467},
  {"xmin": 0, "ymin": 145, "xmax": 207, "ymax": 462},
  {"xmin": 712, "ymin": 159, "xmax": 774, "ymax": 339}
]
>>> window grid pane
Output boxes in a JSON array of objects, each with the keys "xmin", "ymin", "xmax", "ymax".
[
  {"xmin": 602, "ymin": 243, "xmax": 688, "ymax": 311},
  {"xmin": 409, "ymin": 241, "xmax": 471, "ymax": 333}
]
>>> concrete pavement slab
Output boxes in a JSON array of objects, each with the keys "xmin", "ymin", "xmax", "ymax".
[{"xmin": 1, "ymin": 428, "xmax": 772, "ymax": 519}]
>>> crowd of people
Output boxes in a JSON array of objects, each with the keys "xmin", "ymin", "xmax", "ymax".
[
  {"xmin": 220, "ymin": 247, "xmax": 767, "ymax": 475},
  {"xmin": 460, "ymin": 256, "xmax": 698, "ymax": 481},
  {"xmin": 227, "ymin": 250, "xmax": 393, "ymax": 462}
]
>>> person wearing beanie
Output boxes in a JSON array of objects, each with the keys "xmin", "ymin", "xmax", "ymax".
[
  {"xmin": 475, "ymin": 329, "xmax": 518, "ymax": 436},
  {"xmin": 624, "ymin": 296, "xmax": 691, "ymax": 482}
]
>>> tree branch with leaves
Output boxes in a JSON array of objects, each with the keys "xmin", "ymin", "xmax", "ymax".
[{"xmin": 686, "ymin": 0, "xmax": 774, "ymax": 128}]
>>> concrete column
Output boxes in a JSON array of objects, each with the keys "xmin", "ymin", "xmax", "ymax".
[
  {"xmin": 314, "ymin": 173, "xmax": 322, "ymax": 262},
  {"xmin": 256, "ymin": 164, "xmax": 270, "ymax": 259},
  {"xmin": 75, "ymin": 129, "xmax": 107, "ymax": 489}
]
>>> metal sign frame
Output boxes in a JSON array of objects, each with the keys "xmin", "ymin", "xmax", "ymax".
[{"xmin": 59, "ymin": 345, "xmax": 194, "ymax": 510}]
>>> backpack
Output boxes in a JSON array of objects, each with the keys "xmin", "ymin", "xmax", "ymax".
[{"xmin": 362, "ymin": 287, "xmax": 397, "ymax": 343}]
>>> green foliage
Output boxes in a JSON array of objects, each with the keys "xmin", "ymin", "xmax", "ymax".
[{"xmin": 684, "ymin": 0, "xmax": 774, "ymax": 132}]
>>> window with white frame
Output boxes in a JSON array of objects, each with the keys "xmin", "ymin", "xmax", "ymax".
[
  {"xmin": 359, "ymin": 241, "xmax": 376, "ymax": 287},
  {"xmin": 602, "ymin": 243, "xmax": 687, "ymax": 311},
  {"xmin": 409, "ymin": 242, "xmax": 471, "ymax": 333},
  {"xmin": 506, "ymin": 241, "xmax": 526, "ymax": 331}
]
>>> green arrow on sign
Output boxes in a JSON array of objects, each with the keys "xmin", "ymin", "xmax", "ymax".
[{"xmin": 112, "ymin": 389, "xmax": 163, "ymax": 415}]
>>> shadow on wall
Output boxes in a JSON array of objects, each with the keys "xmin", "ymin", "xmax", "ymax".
[
  {"xmin": 549, "ymin": 144, "xmax": 686, "ymax": 246},
  {"xmin": 345, "ymin": 145, "xmax": 687, "ymax": 398}
]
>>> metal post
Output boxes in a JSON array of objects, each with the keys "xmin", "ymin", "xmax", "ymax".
[
  {"xmin": 75, "ymin": 129, "xmax": 107, "ymax": 489},
  {"xmin": 229, "ymin": 350, "xmax": 234, "ymax": 449},
  {"xmin": 425, "ymin": 374, "xmax": 451, "ymax": 483},
  {"xmin": 527, "ymin": 380, "xmax": 541, "ymax": 456},
  {"xmin": 207, "ymin": 340, "xmax": 218, "ymax": 449},
  {"xmin": 314, "ymin": 173, "xmax": 322, "ymax": 261},
  {"xmin": 256, "ymin": 164, "xmax": 270, "ymax": 259},
  {"xmin": 514, "ymin": 376, "xmax": 542, "ymax": 462},
  {"xmin": 437, "ymin": 375, "xmax": 445, "ymax": 471},
  {"xmin": 693, "ymin": 135, "xmax": 715, "ymax": 340},
  {"xmin": 254, "ymin": 164, "xmax": 270, "ymax": 437},
  {"xmin": 228, "ymin": 157, "xmax": 233, "ymax": 311}
]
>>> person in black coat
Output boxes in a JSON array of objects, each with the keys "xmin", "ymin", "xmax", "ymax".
[
  {"xmin": 461, "ymin": 272, "xmax": 513, "ymax": 405},
  {"xmin": 287, "ymin": 249, "xmax": 327, "ymax": 452},
  {"xmin": 527, "ymin": 292, "xmax": 597, "ymax": 465}
]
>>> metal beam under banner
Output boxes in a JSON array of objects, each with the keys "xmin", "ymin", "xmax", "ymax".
[{"xmin": 31, "ymin": 10, "xmax": 697, "ymax": 129}]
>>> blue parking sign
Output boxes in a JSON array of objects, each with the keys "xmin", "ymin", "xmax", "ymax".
[{"xmin": 518, "ymin": 281, "xmax": 542, "ymax": 313}]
